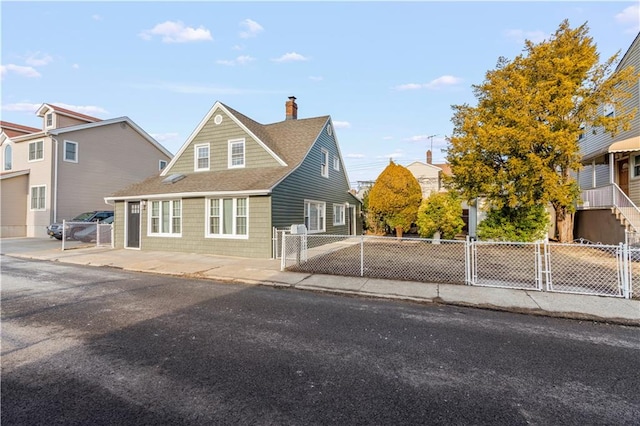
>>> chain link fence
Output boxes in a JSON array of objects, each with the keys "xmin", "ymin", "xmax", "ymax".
[{"xmin": 282, "ymin": 234, "xmax": 636, "ymax": 299}]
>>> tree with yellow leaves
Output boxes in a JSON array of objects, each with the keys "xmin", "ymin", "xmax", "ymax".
[
  {"xmin": 446, "ymin": 20, "xmax": 637, "ymax": 242},
  {"xmin": 368, "ymin": 161, "xmax": 422, "ymax": 238}
]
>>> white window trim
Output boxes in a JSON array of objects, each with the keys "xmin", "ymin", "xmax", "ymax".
[
  {"xmin": 205, "ymin": 197, "xmax": 249, "ymax": 239},
  {"xmin": 228, "ymin": 139, "xmax": 245, "ymax": 169},
  {"xmin": 632, "ymin": 155, "xmax": 640, "ymax": 179},
  {"xmin": 603, "ymin": 103, "xmax": 615, "ymax": 118},
  {"xmin": 63, "ymin": 140, "xmax": 78, "ymax": 163},
  {"xmin": 28, "ymin": 140, "xmax": 44, "ymax": 162},
  {"xmin": 333, "ymin": 155, "xmax": 340, "ymax": 171},
  {"xmin": 333, "ymin": 203, "xmax": 346, "ymax": 226},
  {"xmin": 45, "ymin": 113, "xmax": 54, "ymax": 129},
  {"xmin": 194, "ymin": 143, "xmax": 210, "ymax": 172},
  {"xmin": 147, "ymin": 199, "xmax": 182, "ymax": 237},
  {"xmin": 30, "ymin": 185, "xmax": 46, "ymax": 211},
  {"xmin": 4, "ymin": 143, "xmax": 12, "ymax": 171},
  {"xmin": 304, "ymin": 199, "xmax": 326, "ymax": 234},
  {"xmin": 159, "ymin": 160, "xmax": 168, "ymax": 170},
  {"xmin": 321, "ymin": 148, "xmax": 329, "ymax": 178}
]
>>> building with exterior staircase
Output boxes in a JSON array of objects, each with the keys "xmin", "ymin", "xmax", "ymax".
[{"xmin": 576, "ymin": 32, "xmax": 640, "ymax": 245}]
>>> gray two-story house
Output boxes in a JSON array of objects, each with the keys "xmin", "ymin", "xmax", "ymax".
[
  {"xmin": 106, "ymin": 97, "xmax": 362, "ymax": 258},
  {"xmin": 576, "ymin": 32, "xmax": 640, "ymax": 244}
]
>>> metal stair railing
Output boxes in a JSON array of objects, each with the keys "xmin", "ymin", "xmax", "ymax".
[{"xmin": 580, "ymin": 183, "xmax": 640, "ymax": 232}]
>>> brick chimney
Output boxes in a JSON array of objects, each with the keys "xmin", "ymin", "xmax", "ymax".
[
  {"xmin": 426, "ymin": 150, "xmax": 432, "ymax": 164},
  {"xmin": 286, "ymin": 96, "xmax": 298, "ymax": 120}
]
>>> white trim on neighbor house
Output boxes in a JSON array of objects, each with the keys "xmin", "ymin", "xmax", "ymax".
[
  {"xmin": 304, "ymin": 199, "xmax": 326, "ymax": 233},
  {"xmin": 333, "ymin": 203, "xmax": 346, "ymax": 226},
  {"xmin": 333, "ymin": 155, "xmax": 340, "ymax": 171},
  {"xmin": 194, "ymin": 143, "xmax": 210, "ymax": 172},
  {"xmin": 161, "ymin": 102, "xmax": 286, "ymax": 176},
  {"xmin": 30, "ymin": 184, "xmax": 46, "ymax": 211},
  {"xmin": 321, "ymin": 148, "xmax": 329, "ymax": 178},
  {"xmin": 105, "ymin": 189, "xmax": 271, "ymax": 203},
  {"xmin": 147, "ymin": 199, "xmax": 182, "ymax": 237},
  {"xmin": 63, "ymin": 140, "xmax": 78, "ymax": 163},
  {"xmin": 0, "ymin": 169, "xmax": 29, "ymax": 180},
  {"xmin": 205, "ymin": 197, "xmax": 249, "ymax": 239},
  {"xmin": 228, "ymin": 138, "xmax": 245, "ymax": 169},
  {"xmin": 28, "ymin": 140, "xmax": 44, "ymax": 162}
]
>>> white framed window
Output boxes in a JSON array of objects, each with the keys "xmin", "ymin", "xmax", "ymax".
[
  {"xmin": 206, "ymin": 197, "xmax": 249, "ymax": 238},
  {"xmin": 228, "ymin": 139, "xmax": 245, "ymax": 168},
  {"xmin": 64, "ymin": 140, "xmax": 78, "ymax": 163},
  {"xmin": 30, "ymin": 185, "xmax": 46, "ymax": 210},
  {"xmin": 333, "ymin": 155, "xmax": 340, "ymax": 171},
  {"xmin": 321, "ymin": 148, "xmax": 329, "ymax": 177},
  {"xmin": 633, "ymin": 155, "xmax": 640, "ymax": 178},
  {"xmin": 28, "ymin": 140, "xmax": 44, "ymax": 161},
  {"xmin": 194, "ymin": 143, "xmax": 210, "ymax": 171},
  {"xmin": 46, "ymin": 113, "xmax": 53, "ymax": 128},
  {"xmin": 603, "ymin": 104, "xmax": 615, "ymax": 118},
  {"xmin": 4, "ymin": 145, "xmax": 12, "ymax": 171},
  {"xmin": 333, "ymin": 204, "xmax": 346, "ymax": 226},
  {"xmin": 149, "ymin": 200, "xmax": 181, "ymax": 236},
  {"xmin": 214, "ymin": 114, "xmax": 223, "ymax": 125},
  {"xmin": 159, "ymin": 160, "xmax": 167, "ymax": 170},
  {"xmin": 304, "ymin": 200, "xmax": 326, "ymax": 233}
]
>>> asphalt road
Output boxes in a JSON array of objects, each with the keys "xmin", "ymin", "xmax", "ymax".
[{"xmin": 2, "ymin": 255, "xmax": 639, "ymax": 425}]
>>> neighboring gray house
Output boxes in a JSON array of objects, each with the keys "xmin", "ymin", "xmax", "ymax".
[
  {"xmin": 105, "ymin": 97, "xmax": 362, "ymax": 258},
  {"xmin": 0, "ymin": 104, "xmax": 173, "ymax": 238},
  {"xmin": 576, "ymin": 32, "xmax": 640, "ymax": 244}
]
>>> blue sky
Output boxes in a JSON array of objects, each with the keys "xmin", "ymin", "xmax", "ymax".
[{"xmin": 2, "ymin": 1, "xmax": 639, "ymax": 186}]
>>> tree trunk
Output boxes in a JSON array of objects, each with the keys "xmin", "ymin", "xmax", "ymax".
[
  {"xmin": 395, "ymin": 226, "xmax": 403, "ymax": 239},
  {"xmin": 556, "ymin": 206, "xmax": 574, "ymax": 243}
]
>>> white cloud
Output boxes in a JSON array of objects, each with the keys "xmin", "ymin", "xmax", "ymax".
[
  {"xmin": 615, "ymin": 5, "xmax": 640, "ymax": 33},
  {"xmin": 504, "ymin": 29, "xmax": 548, "ymax": 44},
  {"xmin": 1, "ymin": 102, "xmax": 107, "ymax": 116},
  {"xmin": 393, "ymin": 75, "xmax": 462, "ymax": 91},
  {"xmin": 377, "ymin": 151, "xmax": 404, "ymax": 159},
  {"xmin": 150, "ymin": 132, "xmax": 180, "ymax": 142},
  {"xmin": 271, "ymin": 52, "xmax": 310, "ymax": 63},
  {"xmin": 332, "ymin": 121, "xmax": 350, "ymax": 129},
  {"xmin": 25, "ymin": 52, "xmax": 53, "ymax": 67},
  {"xmin": 232, "ymin": 44, "xmax": 245, "ymax": 51},
  {"xmin": 239, "ymin": 19, "xmax": 264, "ymax": 39},
  {"xmin": 309, "ymin": 76, "xmax": 323, "ymax": 82},
  {"xmin": 52, "ymin": 103, "xmax": 108, "ymax": 116},
  {"xmin": 345, "ymin": 153, "xmax": 366, "ymax": 159},
  {"xmin": 216, "ymin": 55, "xmax": 255, "ymax": 66},
  {"xmin": 140, "ymin": 21, "xmax": 213, "ymax": 43},
  {"xmin": 1, "ymin": 102, "xmax": 41, "ymax": 112},
  {"xmin": 0, "ymin": 64, "xmax": 41, "ymax": 79},
  {"xmin": 92, "ymin": 14, "xmax": 102, "ymax": 21},
  {"xmin": 72, "ymin": 64, "xmax": 80, "ymax": 69}
]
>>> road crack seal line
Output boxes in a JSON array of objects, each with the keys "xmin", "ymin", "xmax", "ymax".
[{"xmin": 525, "ymin": 291, "xmax": 543, "ymax": 310}]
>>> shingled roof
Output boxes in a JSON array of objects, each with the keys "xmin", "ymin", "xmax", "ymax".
[{"xmin": 108, "ymin": 103, "xmax": 330, "ymax": 199}]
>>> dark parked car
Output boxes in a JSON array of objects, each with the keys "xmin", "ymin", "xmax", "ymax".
[
  {"xmin": 47, "ymin": 210, "xmax": 114, "ymax": 240},
  {"xmin": 72, "ymin": 216, "xmax": 114, "ymax": 243}
]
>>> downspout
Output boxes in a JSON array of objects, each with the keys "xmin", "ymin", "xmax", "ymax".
[{"xmin": 51, "ymin": 136, "xmax": 59, "ymax": 223}]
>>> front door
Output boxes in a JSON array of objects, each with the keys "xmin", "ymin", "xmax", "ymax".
[
  {"xmin": 618, "ymin": 161, "xmax": 629, "ymax": 196},
  {"xmin": 126, "ymin": 202, "xmax": 141, "ymax": 249},
  {"xmin": 347, "ymin": 206, "xmax": 356, "ymax": 235}
]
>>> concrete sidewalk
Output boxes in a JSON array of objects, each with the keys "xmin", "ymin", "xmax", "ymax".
[{"xmin": 7, "ymin": 245, "xmax": 640, "ymax": 326}]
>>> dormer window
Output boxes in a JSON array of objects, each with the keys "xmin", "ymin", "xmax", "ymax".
[{"xmin": 46, "ymin": 113, "xmax": 53, "ymax": 128}]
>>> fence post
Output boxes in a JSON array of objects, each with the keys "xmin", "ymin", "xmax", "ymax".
[
  {"xmin": 621, "ymin": 242, "xmax": 630, "ymax": 299},
  {"xmin": 465, "ymin": 235, "xmax": 471, "ymax": 285},
  {"xmin": 280, "ymin": 232, "xmax": 286, "ymax": 271},
  {"xmin": 360, "ymin": 235, "xmax": 364, "ymax": 277},
  {"xmin": 61, "ymin": 220, "xmax": 66, "ymax": 251}
]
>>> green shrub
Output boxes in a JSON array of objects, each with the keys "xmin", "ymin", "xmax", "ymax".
[
  {"xmin": 477, "ymin": 204, "xmax": 550, "ymax": 242},
  {"xmin": 417, "ymin": 192, "xmax": 465, "ymax": 239}
]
